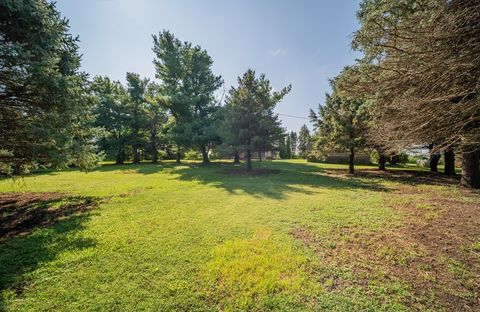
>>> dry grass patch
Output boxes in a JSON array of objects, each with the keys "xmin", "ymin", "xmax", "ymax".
[{"xmin": 292, "ymin": 171, "xmax": 480, "ymax": 311}]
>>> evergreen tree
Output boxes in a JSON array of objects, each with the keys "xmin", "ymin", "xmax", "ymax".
[
  {"xmin": 290, "ymin": 131, "xmax": 298, "ymax": 158},
  {"xmin": 223, "ymin": 69, "xmax": 290, "ymax": 171},
  {"xmin": 285, "ymin": 135, "xmax": 292, "ymax": 159},
  {"xmin": 0, "ymin": 0, "xmax": 101, "ymax": 175},
  {"xmin": 125, "ymin": 73, "xmax": 150, "ymax": 163},
  {"xmin": 145, "ymin": 83, "xmax": 168, "ymax": 163},
  {"xmin": 278, "ymin": 136, "xmax": 287, "ymax": 159},
  {"xmin": 310, "ymin": 94, "xmax": 369, "ymax": 174},
  {"xmin": 336, "ymin": 0, "xmax": 480, "ymax": 187},
  {"xmin": 298, "ymin": 125, "xmax": 311, "ymax": 159},
  {"xmin": 152, "ymin": 30, "xmax": 223, "ymax": 164},
  {"xmin": 91, "ymin": 76, "xmax": 130, "ymax": 164}
]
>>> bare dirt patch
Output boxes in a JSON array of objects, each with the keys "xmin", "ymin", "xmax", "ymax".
[
  {"xmin": 0, "ymin": 192, "xmax": 100, "ymax": 240},
  {"xmin": 292, "ymin": 171, "xmax": 480, "ymax": 311}
]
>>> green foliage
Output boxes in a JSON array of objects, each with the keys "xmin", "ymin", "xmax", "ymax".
[
  {"xmin": 91, "ymin": 75, "xmax": 167, "ymax": 164},
  {"xmin": 278, "ymin": 135, "xmax": 287, "ymax": 159},
  {"xmin": 285, "ymin": 134, "xmax": 292, "ymax": 159},
  {"xmin": 125, "ymin": 73, "xmax": 150, "ymax": 163},
  {"xmin": 152, "ymin": 31, "xmax": 223, "ymax": 163},
  {"xmin": 222, "ymin": 69, "xmax": 291, "ymax": 170},
  {"xmin": 298, "ymin": 125, "xmax": 311, "ymax": 159},
  {"xmin": 310, "ymin": 94, "xmax": 369, "ymax": 154},
  {"xmin": 184, "ymin": 150, "xmax": 201, "ymax": 160},
  {"xmin": 91, "ymin": 76, "xmax": 130, "ymax": 164},
  {"xmin": 0, "ymin": 0, "xmax": 101, "ymax": 174},
  {"xmin": 310, "ymin": 93, "xmax": 370, "ymax": 172}
]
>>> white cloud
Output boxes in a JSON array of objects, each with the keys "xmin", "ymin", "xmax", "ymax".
[{"xmin": 269, "ymin": 49, "xmax": 287, "ymax": 57}]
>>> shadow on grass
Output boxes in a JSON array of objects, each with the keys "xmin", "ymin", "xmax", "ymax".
[
  {"xmin": 324, "ymin": 168, "xmax": 461, "ymax": 186},
  {"xmin": 23, "ymin": 161, "xmax": 460, "ymax": 201},
  {"xmin": 0, "ymin": 193, "xmax": 99, "ymax": 304},
  {"xmin": 165, "ymin": 161, "xmax": 393, "ymax": 199}
]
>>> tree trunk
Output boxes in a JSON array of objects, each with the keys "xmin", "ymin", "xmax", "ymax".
[
  {"xmin": 133, "ymin": 144, "xmax": 140, "ymax": 164},
  {"xmin": 378, "ymin": 154, "xmax": 386, "ymax": 171},
  {"xmin": 233, "ymin": 151, "xmax": 240, "ymax": 164},
  {"xmin": 176, "ymin": 151, "xmax": 181, "ymax": 164},
  {"xmin": 201, "ymin": 146, "xmax": 209, "ymax": 164},
  {"xmin": 444, "ymin": 148, "xmax": 455, "ymax": 175},
  {"xmin": 152, "ymin": 150, "xmax": 158, "ymax": 163},
  {"xmin": 116, "ymin": 147, "xmax": 124, "ymax": 165},
  {"xmin": 258, "ymin": 150, "xmax": 262, "ymax": 162},
  {"xmin": 349, "ymin": 146, "xmax": 355, "ymax": 174},
  {"xmin": 246, "ymin": 149, "xmax": 252, "ymax": 171},
  {"xmin": 151, "ymin": 123, "xmax": 158, "ymax": 163},
  {"xmin": 429, "ymin": 153, "xmax": 440, "ymax": 172},
  {"xmin": 461, "ymin": 148, "xmax": 480, "ymax": 189}
]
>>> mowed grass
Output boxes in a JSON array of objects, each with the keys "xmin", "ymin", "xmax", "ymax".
[{"xmin": 0, "ymin": 160, "xmax": 478, "ymax": 311}]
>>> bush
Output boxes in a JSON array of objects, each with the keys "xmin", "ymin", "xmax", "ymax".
[
  {"xmin": 158, "ymin": 150, "xmax": 168, "ymax": 160},
  {"xmin": 184, "ymin": 150, "xmax": 200, "ymax": 160}
]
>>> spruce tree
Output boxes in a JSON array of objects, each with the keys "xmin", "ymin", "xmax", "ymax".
[
  {"xmin": 223, "ymin": 69, "xmax": 290, "ymax": 170},
  {"xmin": 0, "ymin": 0, "xmax": 101, "ymax": 175}
]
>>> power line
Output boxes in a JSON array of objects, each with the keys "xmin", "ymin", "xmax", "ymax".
[{"xmin": 277, "ymin": 113, "xmax": 309, "ymax": 120}]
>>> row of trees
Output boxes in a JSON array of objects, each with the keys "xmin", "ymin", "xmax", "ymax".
[
  {"xmin": 277, "ymin": 127, "xmax": 312, "ymax": 159},
  {"xmin": 0, "ymin": 1, "xmax": 295, "ymax": 174},
  {"xmin": 308, "ymin": 0, "xmax": 480, "ymax": 188}
]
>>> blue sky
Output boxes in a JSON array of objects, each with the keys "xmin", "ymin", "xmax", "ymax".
[{"xmin": 56, "ymin": 0, "xmax": 361, "ymax": 132}]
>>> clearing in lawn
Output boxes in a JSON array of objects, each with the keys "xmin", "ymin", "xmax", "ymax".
[{"xmin": 0, "ymin": 160, "xmax": 479, "ymax": 311}]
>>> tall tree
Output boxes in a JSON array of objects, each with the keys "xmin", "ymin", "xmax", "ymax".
[
  {"xmin": 298, "ymin": 125, "xmax": 311, "ymax": 159},
  {"xmin": 278, "ymin": 136, "xmax": 287, "ymax": 159},
  {"xmin": 125, "ymin": 73, "xmax": 149, "ymax": 164},
  {"xmin": 152, "ymin": 30, "xmax": 223, "ymax": 164},
  {"xmin": 0, "ymin": 0, "xmax": 101, "ymax": 175},
  {"xmin": 91, "ymin": 76, "xmax": 129, "ymax": 164},
  {"xmin": 145, "ymin": 83, "xmax": 168, "ymax": 163},
  {"xmin": 336, "ymin": 0, "xmax": 480, "ymax": 187},
  {"xmin": 310, "ymin": 94, "xmax": 369, "ymax": 174},
  {"xmin": 290, "ymin": 131, "xmax": 298, "ymax": 158},
  {"xmin": 285, "ymin": 135, "xmax": 292, "ymax": 159},
  {"xmin": 223, "ymin": 69, "xmax": 290, "ymax": 171}
]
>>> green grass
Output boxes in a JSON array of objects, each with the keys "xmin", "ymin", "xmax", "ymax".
[{"xmin": 0, "ymin": 160, "xmax": 468, "ymax": 311}]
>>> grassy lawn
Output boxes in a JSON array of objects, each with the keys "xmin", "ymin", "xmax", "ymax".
[{"xmin": 0, "ymin": 160, "xmax": 479, "ymax": 311}]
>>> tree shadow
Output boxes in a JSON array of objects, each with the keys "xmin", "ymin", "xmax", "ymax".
[
  {"xmin": 0, "ymin": 193, "xmax": 99, "ymax": 306},
  {"xmin": 167, "ymin": 161, "xmax": 391, "ymax": 199},
  {"xmin": 323, "ymin": 168, "xmax": 461, "ymax": 186}
]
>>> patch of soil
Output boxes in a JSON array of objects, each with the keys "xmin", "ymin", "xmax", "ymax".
[
  {"xmin": 219, "ymin": 168, "xmax": 281, "ymax": 176},
  {"xmin": 0, "ymin": 192, "xmax": 100, "ymax": 240},
  {"xmin": 292, "ymin": 180, "xmax": 480, "ymax": 311}
]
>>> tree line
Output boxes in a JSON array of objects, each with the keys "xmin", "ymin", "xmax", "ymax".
[
  {"xmin": 1, "ymin": 0, "xmax": 477, "ymax": 188},
  {"xmin": 308, "ymin": 0, "xmax": 480, "ymax": 188},
  {"xmin": 0, "ymin": 1, "xmax": 298, "ymax": 175}
]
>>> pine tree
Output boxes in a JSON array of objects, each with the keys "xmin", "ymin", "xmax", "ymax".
[
  {"xmin": 223, "ymin": 69, "xmax": 290, "ymax": 170},
  {"xmin": 285, "ymin": 135, "xmax": 292, "ymax": 159},
  {"xmin": 290, "ymin": 131, "xmax": 298, "ymax": 158},
  {"xmin": 310, "ymin": 94, "xmax": 369, "ymax": 174},
  {"xmin": 152, "ymin": 31, "xmax": 223, "ymax": 164},
  {"xmin": 0, "ymin": 0, "xmax": 101, "ymax": 175},
  {"xmin": 298, "ymin": 125, "xmax": 311, "ymax": 159},
  {"xmin": 125, "ymin": 73, "xmax": 150, "ymax": 163}
]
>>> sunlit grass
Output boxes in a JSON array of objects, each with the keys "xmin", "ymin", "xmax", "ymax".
[{"xmin": 0, "ymin": 160, "xmax": 468, "ymax": 311}]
